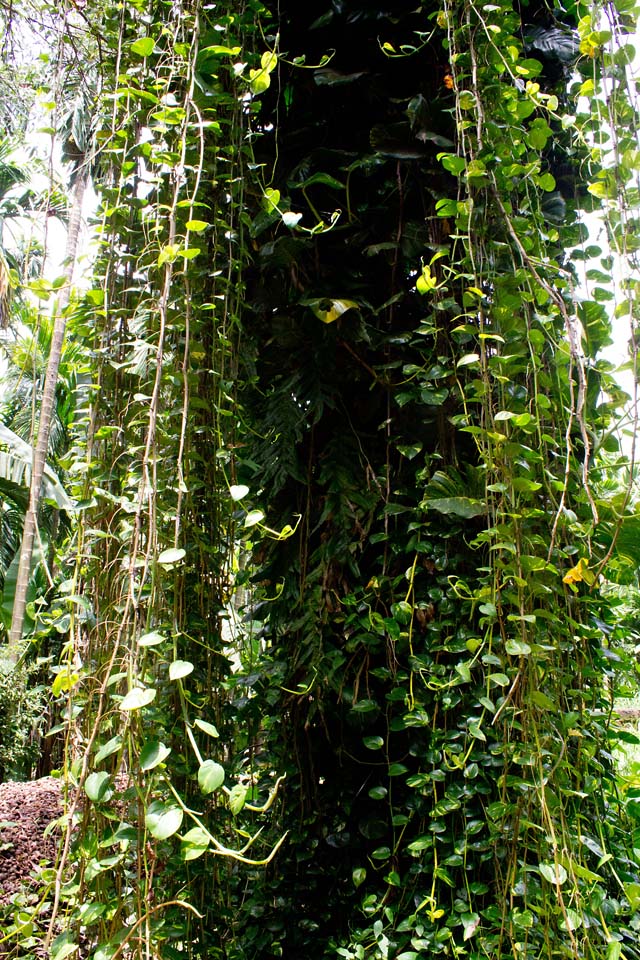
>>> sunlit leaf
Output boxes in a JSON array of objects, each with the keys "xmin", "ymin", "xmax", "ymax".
[
  {"xmin": 198, "ymin": 759, "xmax": 225, "ymax": 794},
  {"xmin": 138, "ymin": 631, "xmax": 166, "ymax": 647},
  {"xmin": 140, "ymin": 740, "xmax": 171, "ymax": 770},
  {"xmin": 120, "ymin": 687, "xmax": 156, "ymax": 711},
  {"xmin": 194, "ymin": 719, "xmax": 220, "ymax": 738},
  {"xmin": 185, "ymin": 220, "xmax": 209, "ymax": 232},
  {"xmin": 244, "ymin": 509, "xmax": 265, "ymax": 528},
  {"xmin": 180, "ymin": 826, "xmax": 210, "ymax": 861},
  {"xmin": 94, "ymin": 735, "xmax": 122, "ymax": 764},
  {"xmin": 303, "ymin": 298, "xmax": 359, "ymax": 324},
  {"xmin": 539, "ymin": 862, "xmax": 568, "ymax": 885},
  {"xmin": 169, "ymin": 660, "xmax": 194, "ymax": 681},
  {"xmin": 85, "ymin": 772, "xmax": 113, "ymax": 803},
  {"xmin": 145, "ymin": 801, "xmax": 183, "ymax": 840},
  {"xmin": 228, "ymin": 783, "xmax": 248, "ymax": 815},
  {"xmin": 131, "ymin": 37, "xmax": 155, "ymax": 57},
  {"xmin": 158, "ymin": 547, "xmax": 186, "ymax": 565}
]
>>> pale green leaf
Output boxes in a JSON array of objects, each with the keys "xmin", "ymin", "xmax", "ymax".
[
  {"xmin": 228, "ymin": 783, "xmax": 247, "ymax": 815},
  {"xmin": 181, "ymin": 826, "xmax": 210, "ymax": 861},
  {"xmin": 94, "ymin": 735, "xmax": 123, "ymax": 764},
  {"xmin": 85, "ymin": 772, "xmax": 112, "ymax": 803},
  {"xmin": 244, "ymin": 509, "xmax": 265, "ymax": 528},
  {"xmin": 505, "ymin": 639, "xmax": 532, "ymax": 656},
  {"xmin": 120, "ymin": 687, "xmax": 156, "ymax": 711},
  {"xmin": 539, "ymin": 862, "xmax": 568, "ymax": 885},
  {"xmin": 158, "ymin": 547, "xmax": 186, "ymax": 565},
  {"xmin": 198, "ymin": 759, "xmax": 225, "ymax": 794},
  {"xmin": 194, "ymin": 718, "xmax": 219, "ymax": 738},
  {"xmin": 138, "ymin": 631, "xmax": 166, "ymax": 647},
  {"xmin": 352, "ymin": 867, "xmax": 366, "ymax": 888},
  {"xmin": 169, "ymin": 660, "xmax": 194, "ymax": 681},
  {"xmin": 145, "ymin": 800, "xmax": 183, "ymax": 840}
]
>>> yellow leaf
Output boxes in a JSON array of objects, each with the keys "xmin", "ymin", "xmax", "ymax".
[
  {"xmin": 304, "ymin": 298, "xmax": 359, "ymax": 324},
  {"xmin": 563, "ymin": 557, "xmax": 595, "ymax": 586}
]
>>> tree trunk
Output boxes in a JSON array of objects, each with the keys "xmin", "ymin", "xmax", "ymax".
[{"xmin": 7, "ymin": 170, "xmax": 87, "ymax": 656}]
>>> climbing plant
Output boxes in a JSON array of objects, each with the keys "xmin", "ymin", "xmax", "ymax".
[
  {"xmin": 2, "ymin": 0, "xmax": 640, "ymax": 958},
  {"xmin": 229, "ymin": 0, "xmax": 640, "ymax": 957}
]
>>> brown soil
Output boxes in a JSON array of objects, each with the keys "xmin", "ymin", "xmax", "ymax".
[{"xmin": 0, "ymin": 778, "xmax": 62, "ymax": 904}]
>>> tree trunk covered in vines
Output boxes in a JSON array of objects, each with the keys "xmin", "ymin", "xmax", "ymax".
[
  {"xmin": 3, "ymin": 0, "xmax": 639, "ymax": 958},
  {"xmin": 230, "ymin": 0, "xmax": 640, "ymax": 957}
]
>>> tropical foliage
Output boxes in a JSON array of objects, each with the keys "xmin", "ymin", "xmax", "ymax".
[{"xmin": 1, "ymin": 0, "xmax": 640, "ymax": 958}]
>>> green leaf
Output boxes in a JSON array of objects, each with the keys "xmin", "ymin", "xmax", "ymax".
[
  {"xmin": 397, "ymin": 442, "xmax": 423, "ymax": 459},
  {"xmin": 51, "ymin": 933, "xmax": 78, "ymax": 960},
  {"xmin": 468, "ymin": 722, "xmax": 486, "ymax": 742},
  {"xmin": 559, "ymin": 908, "xmax": 582, "ymax": 932},
  {"xmin": 169, "ymin": 660, "xmax": 194, "ymax": 680},
  {"xmin": 200, "ymin": 44, "xmax": 242, "ymax": 57},
  {"xmin": 138, "ymin": 631, "xmax": 166, "ymax": 647},
  {"xmin": 457, "ymin": 353, "xmax": 480, "ymax": 367},
  {"xmin": 198, "ymin": 759, "xmax": 225, "ymax": 794},
  {"xmin": 52, "ymin": 670, "xmax": 80, "ymax": 697},
  {"xmin": 185, "ymin": 220, "xmax": 209, "ymax": 232},
  {"xmin": 228, "ymin": 783, "xmax": 247, "ymax": 814},
  {"xmin": 537, "ymin": 172, "xmax": 556, "ymax": 192},
  {"xmin": 131, "ymin": 37, "xmax": 155, "ymax": 57},
  {"xmin": 229, "ymin": 484, "xmax": 250, "ymax": 501},
  {"xmin": 85, "ymin": 772, "xmax": 113, "ymax": 803},
  {"xmin": 180, "ymin": 826, "xmax": 210, "ymax": 861},
  {"xmin": 140, "ymin": 740, "xmax": 171, "ymax": 771},
  {"xmin": 539, "ymin": 862, "xmax": 568, "ymax": 885},
  {"xmin": 77, "ymin": 903, "xmax": 106, "ymax": 926},
  {"xmin": 505, "ymin": 639, "xmax": 532, "ymax": 656},
  {"xmin": 249, "ymin": 71, "xmax": 271, "ymax": 94},
  {"xmin": 438, "ymin": 153, "xmax": 466, "ymax": 176},
  {"xmin": 423, "ymin": 497, "xmax": 486, "ymax": 519},
  {"xmin": 94, "ymin": 735, "xmax": 123, "ymax": 765},
  {"xmin": 294, "ymin": 171, "xmax": 345, "ymax": 191},
  {"xmin": 625, "ymin": 882, "xmax": 640, "ymax": 910},
  {"xmin": 352, "ymin": 867, "xmax": 366, "ymax": 888},
  {"xmin": 369, "ymin": 786, "xmax": 388, "ymax": 799},
  {"xmin": 526, "ymin": 118, "xmax": 553, "ymax": 150},
  {"xmin": 120, "ymin": 687, "xmax": 156, "ymax": 711},
  {"xmin": 461, "ymin": 912, "xmax": 480, "ymax": 940},
  {"xmin": 244, "ymin": 509, "xmax": 265, "ymax": 528},
  {"xmin": 194, "ymin": 718, "xmax": 219, "ymax": 738},
  {"xmin": 158, "ymin": 547, "xmax": 186, "ymax": 565},
  {"xmin": 0, "ymin": 423, "xmax": 72, "ymax": 510},
  {"xmin": 363, "ymin": 735, "xmax": 384, "ymax": 750},
  {"xmin": 145, "ymin": 801, "xmax": 183, "ymax": 840},
  {"xmin": 351, "ymin": 699, "xmax": 378, "ymax": 713}
]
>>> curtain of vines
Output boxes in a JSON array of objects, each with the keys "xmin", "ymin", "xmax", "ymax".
[
  {"xmin": 229, "ymin": 0, "xmax": 640, "ymax": 958},
  {"xmin": 10, "ymin": 2, "xmax": 283, "ymax": 958}
]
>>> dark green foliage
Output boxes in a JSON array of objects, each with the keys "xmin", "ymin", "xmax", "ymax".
[
  {"xmin": 225, "ymin": 0, "xmax": 640, "ymax": 957},
  {"xmin": 0, "ymin": 659, "xmax": 46, "ymax": 781}
]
